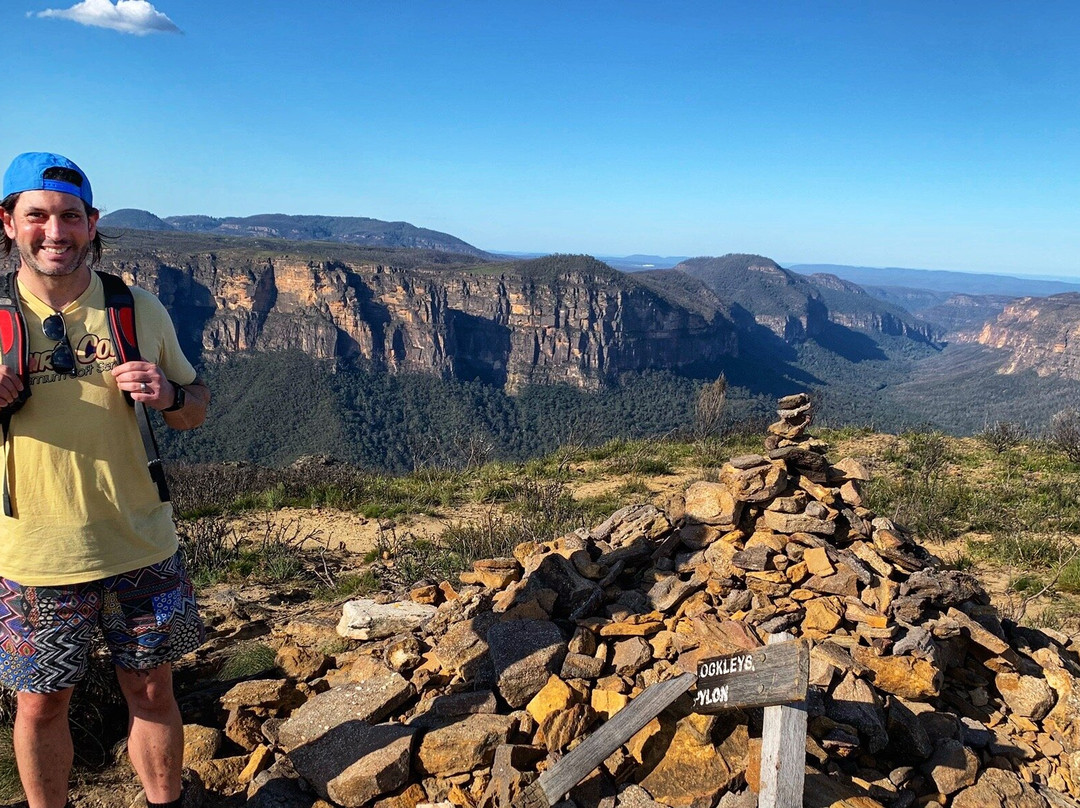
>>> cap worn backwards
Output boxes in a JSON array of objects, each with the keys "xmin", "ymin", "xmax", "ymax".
[{"xmin": 3, "ymin": 152, "xmax": 93, "ymax": 206}]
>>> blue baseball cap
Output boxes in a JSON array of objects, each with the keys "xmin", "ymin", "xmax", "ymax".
[{"xmin": 3, "ymin": 152, "xmax": 93, "ymax": 206}]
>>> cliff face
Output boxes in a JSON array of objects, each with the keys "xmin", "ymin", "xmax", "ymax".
[
  {"xmin": 802, "ymin": 273, "xmax": 939, "ymax": 343},
  {"xmin": 670, "ymin": 256, "xmax": 938, "ymax": 346},
  {"xmin": 99, "ymin": 252, "xmax": 738, "ymax": 391},
  {"xmin": 959, "ymin": 293, "xmax": 1080, "ymax": 380}
]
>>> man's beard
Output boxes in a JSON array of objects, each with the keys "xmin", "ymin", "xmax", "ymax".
[{"xmin": 18, "ymin": 240, "xmax": 91, "ymax": 278}]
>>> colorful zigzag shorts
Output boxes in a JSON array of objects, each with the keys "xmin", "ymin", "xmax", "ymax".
[{"xmin": 0, "ymin": 551, "xmax": 204, "ymax": 693}]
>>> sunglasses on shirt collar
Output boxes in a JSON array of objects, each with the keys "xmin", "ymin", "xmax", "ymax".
[{"xmin": 42, "ymin": 312, "xmax": 77, "ymax": 376}]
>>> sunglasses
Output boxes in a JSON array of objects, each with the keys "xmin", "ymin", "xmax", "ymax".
[{"xmin": 42, "ymin": 313, "xmax": 77, "ymax": 376}]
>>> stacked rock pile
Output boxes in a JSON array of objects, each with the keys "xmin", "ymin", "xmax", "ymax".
[{"xmin": 178, "ymin": 395, "xmax": 1080, "ymax": 808}]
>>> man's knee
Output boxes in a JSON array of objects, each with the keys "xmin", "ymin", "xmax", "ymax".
[
  {"xmin": 16, "ymin": 688, "xmax": 73, "ymax": 724},
  {"xmin": 117, "ymin": 664, "xmax": 176, "ymax": 714}
]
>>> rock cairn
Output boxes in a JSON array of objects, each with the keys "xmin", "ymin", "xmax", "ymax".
[{"xmin": 181, "ymin": 393, "xmax": 1080, "ymax": 808}]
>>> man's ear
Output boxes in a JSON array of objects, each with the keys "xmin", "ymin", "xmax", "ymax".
[
  {"xmin": 87, "ymin": 208, "xmax": 99, "ymax": 241},
  {"xmin": 0, "ymin": 206, "xmax": 14, "ymax": 240}
]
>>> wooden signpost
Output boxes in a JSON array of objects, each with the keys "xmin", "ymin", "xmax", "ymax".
[
  {"xmin": 755, "ymin": 633, "xmax": 809, "ymax": 808},
  {"xmin": 518, "ymin": 632, "xmax": 809, "ymax": 808}
]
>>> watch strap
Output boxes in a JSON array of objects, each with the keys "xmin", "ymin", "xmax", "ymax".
[{"xmin": 163, "ymin": 380, "xmax": 185, "ymax": 412}]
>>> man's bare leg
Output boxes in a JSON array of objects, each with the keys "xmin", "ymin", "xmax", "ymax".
[
  {"xmin": 116, "ymin": 664, "xmax": 183, "ymax": 804},
  {"xmin": 14, "ymin": 687, "xmax": 74, "ymax": 808}
]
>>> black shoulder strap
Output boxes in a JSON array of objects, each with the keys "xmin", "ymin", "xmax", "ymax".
[{"xmin": 96, "ymin": 271, "xmax": 171, "ymax": 504}]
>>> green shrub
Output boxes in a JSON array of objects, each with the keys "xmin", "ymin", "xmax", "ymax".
[
  {"xmin": 1050, "ymin": 409, "xmax": 1080, "ymax": 463},
  {"xmin": 176, "ymin": 517, "xmax": 241, "ymax": 587},
  {"xmin": 315, "ymin": 570, "xmax": 381, "ymax": 600},
  {"xmin": 217, "ymin": 642, "xmax": 277, "ymax": 681},
  {"xmin": 476, "ymin": 480, "xmax": 522, "ymax": 504},
  {"xmin": 864, "ymin": 473, "xmax": 972, "ymax": 545},
  {"xmin": 1030, "ymin": 606, "xmax": 1073, "ymax": 632},
  {"xmin": 979, "ymin": 421, "xmax": 1027, "ymax": 454}
]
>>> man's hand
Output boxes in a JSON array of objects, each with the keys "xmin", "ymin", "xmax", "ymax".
[
  {"xmin": 0, "ymin": 366, "xmax": 24, "ymax": 409},
  {"xmin": 110, "ymin": 361, "xmax": 172, "ymax": 409},
  {"xmin": 110, "ymin": 362, "xmax": 209, "ymax": 430}
]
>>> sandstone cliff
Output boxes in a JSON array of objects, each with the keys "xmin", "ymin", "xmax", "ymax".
[
  {"xmin": 959, "ymin": 292, "xmax": 1080, "ymax": 380},
  {"xmin": 97, "ymin": 242, "xmax": 738, "ymax": 392},
  {"xmin": 808, "ymin": 273, "xmax": 939, "ymax": 343},
  {"xmin": 918, "ymin": 293, "xmax": 1014, "ymax": 335}
]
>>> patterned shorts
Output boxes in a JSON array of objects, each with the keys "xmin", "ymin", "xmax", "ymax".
[{"xmin": 0, "ymin": 551, "xmax": 204, "ymax": 693}]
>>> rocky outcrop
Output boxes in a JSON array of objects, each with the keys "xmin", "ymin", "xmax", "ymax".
[
  {"xmin": 181, "ymin": 396, "xmax": 1080, "ymax": 808},
  {"xmin": 960, "ymin": 293, "xmax": 1080, "ymax": 380},
  {"xmin": 98, "ymin": 249, "xmax": 738, "ymax": 391}
]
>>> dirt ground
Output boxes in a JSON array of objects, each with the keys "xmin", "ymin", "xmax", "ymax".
[{"xmin": 225, "ymin": 504, "xmax": 496, "ymax": 556}]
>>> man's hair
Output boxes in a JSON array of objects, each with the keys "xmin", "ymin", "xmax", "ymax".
[{"xmin": 0, "ymin": 188, "xmax": 104, "ymax": 265}]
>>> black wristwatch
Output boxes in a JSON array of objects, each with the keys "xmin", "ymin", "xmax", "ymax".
[{"xmin": 163, "ymin": 381, "xmax": 186, "ymax": 412}]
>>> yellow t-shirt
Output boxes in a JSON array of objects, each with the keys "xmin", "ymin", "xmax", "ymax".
[{"xmin": 0, "ymin": 271, "xmax": 196, "ymax": 585}]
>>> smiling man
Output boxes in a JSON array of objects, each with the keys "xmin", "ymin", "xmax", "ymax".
[{"xmin": 0, "ymin": 153, "xmax": 209, "ymax": 808}]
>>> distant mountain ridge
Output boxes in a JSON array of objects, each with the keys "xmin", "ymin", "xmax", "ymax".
[
  {"xmin": 80, "ymin": 233, "xmax": 942, "ymax": 396},
  {"xmin": 599, "ymin": 254, "xmax": 691, "ymax": 271},
  {"xmin": 789, "ymin": 263, "xmax": 1080, "ymax": 298},
  {"xmin": 98, "ymin": 209, "xmax": 490, "ymax": 258},
  {"xmin": 637, "ymin": 254, "xmax": 938, "ymax": 346}
]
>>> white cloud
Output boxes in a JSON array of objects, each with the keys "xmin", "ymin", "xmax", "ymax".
[{"xmin": 37, "ymin": 0, "xmax": 181, "ymax": 35}]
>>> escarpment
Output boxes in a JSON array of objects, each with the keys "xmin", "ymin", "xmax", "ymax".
[
  {"xmin": 959, "ymin": 292, "xmax": 1080, "ymax": 381},
  {"xmin": 97, "ymin": 251, "xmax": 739, "ymax": 391}
]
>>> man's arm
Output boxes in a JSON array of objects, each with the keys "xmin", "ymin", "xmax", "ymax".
[{"xmin": 162, "ymin": 377, "xmax": 210, "ymax": 430}]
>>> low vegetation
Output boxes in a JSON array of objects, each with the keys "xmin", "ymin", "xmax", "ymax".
[
  {"xmin": 163, "ymin": 414, "xmax": 1080, "ymax": 637},
  {"xmin": 854, "ymin": 426, "xmax": 1080, "ymax": 628}
]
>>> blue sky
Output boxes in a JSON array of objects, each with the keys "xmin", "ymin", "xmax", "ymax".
[{"xmin": 4, "ymin": 1, "xmax": 1078, "ymax": 276}]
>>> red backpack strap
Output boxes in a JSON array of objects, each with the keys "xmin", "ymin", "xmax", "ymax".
[
  {"xmin": 99, "ymin": 270, "xmax": 141, "ymax": 375},
  {"xmin": 0, "ymin": 272, "xmax": 31, "ymax": 517},
  {"xmin": 0, "ymin": 272, "xmax": 31, "ymax": 415},
  {"xmin": 96, "ymin": 271, "xmax": 171, "ymax": 504}
]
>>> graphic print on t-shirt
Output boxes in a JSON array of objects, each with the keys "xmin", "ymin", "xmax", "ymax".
[{"xmin": 29, "ymin": 330, "xmax": 119, "ymax": 385}]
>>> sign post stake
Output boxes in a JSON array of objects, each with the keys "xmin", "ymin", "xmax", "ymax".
[{"xmin": 757, "ymin": 632, "xmax": 807, "ymax": 808}]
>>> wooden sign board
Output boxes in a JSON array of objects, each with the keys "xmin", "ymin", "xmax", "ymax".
[
  {"xmin": 523, "ymin": 672, "xmax": 697, "ymax": 808},
  {"xmin": 693, "ymin": 638, "xmax": 809, "ymax": 713}
]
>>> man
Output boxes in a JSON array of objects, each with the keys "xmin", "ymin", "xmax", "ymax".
[{"xmin": 0, "ymin": 152, "xmax": 209, "ymax": 808}]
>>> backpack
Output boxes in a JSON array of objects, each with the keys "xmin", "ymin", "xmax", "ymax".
[{"xmin": 0, "ymin": 270, "xmax": 170, "ymax": 517}]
